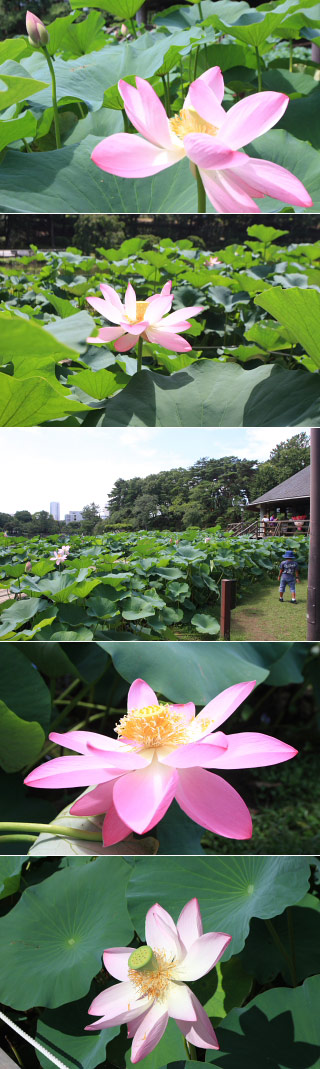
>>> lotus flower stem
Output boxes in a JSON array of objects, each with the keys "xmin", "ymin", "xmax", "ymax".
[
  {"xmin": 198, "ymin": 1, "xmax": 203, "ymax": 18},
  {"xmin": 137, "ymin": 334, "xmax": 143, "ymax": 373},
  {"xmin": 289, "ymin": 39, "xmax": 293, "ymax": 72},
  {"xmin": 255, "ymin": 46, "xmax": 262, "ymax": 91},
  {"xmin": 0, "ymin": 821, "xmax": 102, "ymax": 842},
  {"xmin": 129, "ymin": 17, "xmax": 137, "ymax": 38},
  {"xmin": 42, "ymin": 45, "xmax": 61, "ymax": 148},
  {"xmin": 195, "ymin": 166, "xmax": 206, "ymax": 213},
  {"xmin": 184, "ymin": 1039, "xmax": 197, "ymax": 1060},
  {"xmin": 0, "ymin": 834, "xmax": 37, "ymax": 843}
]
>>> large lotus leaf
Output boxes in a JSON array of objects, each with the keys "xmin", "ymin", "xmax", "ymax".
[
  {"xmin": 0, "ymin": 373, "xmax": 91, "ymax": 426},
  {"xmin": 44, "ymin": 310, "xmax": 93, "ymax": 355},
  {"xmin": 0, "ymin": 314, "xmax": 82, "ymax": 373},
  {"xmin": 0, "ymin": 72, "xmax": 49, "ymax": 110},
  {"xmin": 71, "ymin": 0, "xmax": 143, "ymax": 13},
  {"xmin": 205, "ymin": 10, "xmax": 285, "ymax": 46},
  {"xmin": 28, "ymin": 798, "xmax": 158, "ymax": 857},
  {"xmin": 0, "ymin": 857, "xmax": 133, "ymax": 1009},
  {"xmin": 0, "ymin": 700, "xmax": 45, "ymax": 772},
  {"xmin": 97, "ymin": 640, "xmax": 296, "ymax": 704},
  {"xmin": 0, "ymin": 597, "xmax": 49, "ymax": 638},
  {"xmin": 0, "ymin": 645, "xmax": 51, "ymax": 729},
  {"xmin": 206, "ymin": 975, "xmax": 320, "ymax": 1068},
  {"xmin": 97, "ymin": 361, "xmax": 320, "ymax": 428},
  {"xmin": 155, "ymin": 1, "xmax": 249, "ymax": 30},
  {"xmin": 254, "ymin": 288, "xmax": 320, "ymax": 367},
  {"xmin": 0, "ymin": 857, "xmax": 27, "ymax": 900},
  {"xmin": 21, "ymin": 29, "xmax": 208, "ymax": 111},
  {"xmin": 127, "ymin": 857, "xmax": 313, "ymax": 960},
  {"xmin": 0, "ymin": 109, "xmax": 37, "ymax": 151}
]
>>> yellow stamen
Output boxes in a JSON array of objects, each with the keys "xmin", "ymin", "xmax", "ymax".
[
  {"xmin": 126, "ymin": 299, "xmax": 149, "ymax": 324},
  {"xmin": 169, "ymin": 107, "xmax": 218, "ymax": 142},
  {"xmin": 129, "ymin": 949, "xmax": 176, "ymax": 1002},
  {"xmin": 115, "ymin": 704, "xmax": 188, "ymax": 749}
]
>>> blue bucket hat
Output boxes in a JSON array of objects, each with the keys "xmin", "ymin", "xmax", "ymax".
[{"xmin": 284, "ymin": 550, "xmax": 294, "ymax": 558}]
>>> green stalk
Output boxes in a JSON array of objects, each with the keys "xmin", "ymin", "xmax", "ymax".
[
  {"xmin": 137, "ymin": 335, "xmax": 143, "ymax": 373},
  {"xmin": 198, "ymin": 1, "xmax": 204, "ymax": 18},
  {"xmin": 161, "ymin": 74, "xmax": 169, "ymax": 116},
  {"xmin": 166, "ymin": 72, "xmax": 171, "ymax": 117},
  {"xmin": 0, "ymin": 834, "xmax": 37, "ymax": 843},
  {"xmin": 195, "ymin": 166, "xmax": 206, "ymax": 213},
  {"xmin": 129, "ymin": 17, "xmax": 138, "ymax": 38},
  {"xmin": 255, "ymin": 46, "xmax": 262, "ymax": 91},
  {"xmin": 183, "ymin": 1038, "xmax": 197, "ymax": 1060},
  {"xmin": 42, "ymin": 46, "xmax": 61, "ymax": 148},
  {"xmin": 289, "ymin": 39, "xmax": 293, "ymax": 73},
  {"xmin": 193, "ymin": 45, "xmax": 200, "ymax": 82},
  {"xmin": 0, "ymin": 822, "xmax": 102, "ymax": 843},
  {"xmin": 123, "ymin": 109, "xmax": 130, "ymax": 133}
]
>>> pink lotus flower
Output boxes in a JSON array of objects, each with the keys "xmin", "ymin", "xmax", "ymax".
[
  {"xmin": 25, "ymin": 561, "xmax": 32, "ymax": 572},
  {"xmin": 86, "ymin": 280, "xmax": 203, "ymax": 354},
  {"xmin": 205, "ymin": 257, "xmax": 221, "ymax": 267},
  {"xmin": 91, "ymin": 68, "xmax": 312, "ymax": 213},
  {"xmin": 26, "ymin": 10, "xmax": 50, "ymax": 46},
  {"xmin": 50, "ymin": 549, "xmax": 68, "ymax": 564},
  {"xmin": 24, "ymin": 677, "xmax": 297, "ymax": 846},
  {"xmin": 86, "ymin": 898, "xmax": 230, "ymax": 1062}
]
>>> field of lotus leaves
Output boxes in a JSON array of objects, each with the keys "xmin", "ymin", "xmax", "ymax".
[
  {"xmin": 0, "ymin": 526, "xmax": 309, "ymax": 640},
  {"xmin": 1, "ymin": 225, "xmax": 320, "ymax": 427},
  {"xmin": 1, "ymin": 0, "xmax": 320, "ymax": 214}
]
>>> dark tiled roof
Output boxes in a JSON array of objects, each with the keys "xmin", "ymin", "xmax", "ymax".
[{"xmin": 249, "ymin": 465, "xmax": 310, "ymax": 506}]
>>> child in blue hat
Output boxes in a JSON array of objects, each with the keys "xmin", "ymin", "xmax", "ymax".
[{"xmin": 278, "ymin": 549, "xmax": 300, "ymax": 604}]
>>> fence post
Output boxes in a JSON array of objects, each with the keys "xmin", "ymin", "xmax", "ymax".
[
  {"xmin": 220, "ymin": 579, "xmax": 237, "ymax": 640},
  {"xmin": 307, "ymin": 429, "xmax": 320, "ymax": 639}
]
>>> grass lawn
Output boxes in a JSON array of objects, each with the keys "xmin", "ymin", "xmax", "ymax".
[{"xmin": 230, "ymin": 578, "xmax": 308, "ymax": 641}]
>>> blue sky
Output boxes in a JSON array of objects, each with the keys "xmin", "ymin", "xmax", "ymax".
[{"xmin": 0, "ymin": 427, "xmax": 306, "ymax": 518}]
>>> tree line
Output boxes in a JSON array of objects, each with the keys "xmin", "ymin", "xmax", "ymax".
[
  {"xmin": 1, "ymin": 214, "xmax": 320, "ymax": 252},
  {"xmin": 106, "ymin": 434, "xmax": 310, "ymax": 530}
]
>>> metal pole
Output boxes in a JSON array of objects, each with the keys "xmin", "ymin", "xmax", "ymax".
[{"xmin": 307, "ymin": 428, "xmax": 320, "ymax": 639}]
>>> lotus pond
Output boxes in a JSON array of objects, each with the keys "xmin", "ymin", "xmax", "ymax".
[
  {"xmin": 1, "ymin": 227, "xmax": 320, "ymax": 427},
  {"xmin": 0, "ymin": 527, "xmax": 309, "ymax": 640},
  {"xmin": 1, "ymin": 0, "xmax": 320, "ymax": 213}
]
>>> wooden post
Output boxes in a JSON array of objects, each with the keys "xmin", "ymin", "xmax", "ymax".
[
  {"xmin": 220, "ymin": 579, "xmax": 237, "ymax": 640},
  {"xmin": 307, "ymin": 428, "xmax": 320, "ymax": 639}
]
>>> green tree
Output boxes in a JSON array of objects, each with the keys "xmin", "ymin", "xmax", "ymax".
[
  {"xmin": 81, "ymin": 503, "xmax": 101, "ymax": 534},
  {"xmin": 252, "ymin": 433, "xmax": 310, "ymax": 499}
]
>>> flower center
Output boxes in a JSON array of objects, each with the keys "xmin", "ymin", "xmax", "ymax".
[
  {"xmin": 169, "ymin": 107, "xmax": 218, "ymax": 142},
  {"xmin": 126, "ymin": 299, "xmax": 149, "ymax": 325},
  {"xmin": 115, "ymin": 703, "xmax": 189, "ymax": 749},
  {"xmin": 129, "ymin": 948, "xmax": 176, "ymax": 1002}
]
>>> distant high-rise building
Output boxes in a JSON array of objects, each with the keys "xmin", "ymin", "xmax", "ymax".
[
  {"xmin": 50, "ymin": 501, "xmax": 60, "ymax": 520},
  {"xmin": 65, "ymin": 510, "xmax": 83, "ymax": 523}
]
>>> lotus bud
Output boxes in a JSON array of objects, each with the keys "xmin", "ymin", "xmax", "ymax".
[
  {"xmin": 25, "ymin": 561, "xmax": 32, "ymax": 572},
  {"xmin": 121, "ymin": 23, "xmax": 128, "ymax": 35},
  {"xmin": 26, "ymin": 10, "xmax": 50, "ymax": 47}
]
